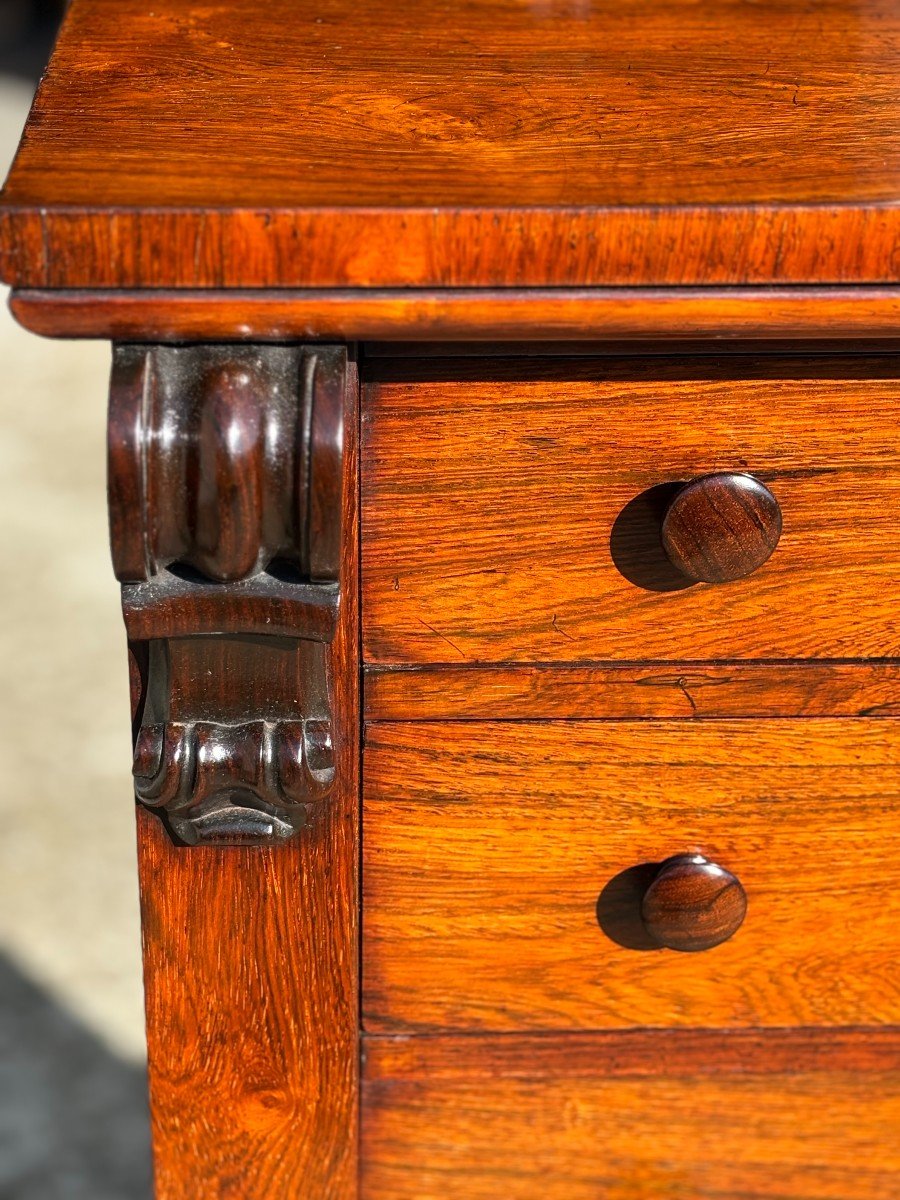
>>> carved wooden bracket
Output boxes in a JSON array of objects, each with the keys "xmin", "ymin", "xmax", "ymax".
[{"xmin": 109, "ymin": 344, "xmax": 351, "ymax": 846}]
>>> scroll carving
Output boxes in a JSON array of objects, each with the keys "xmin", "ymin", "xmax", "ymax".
[{"xmin": 109, "ymin": 344, "xmax": 350, "ymax": 846}]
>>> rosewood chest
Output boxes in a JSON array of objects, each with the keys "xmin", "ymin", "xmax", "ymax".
[{"xmin": 3, "ymin": 1, "xmax": 900, "ymax": 1195}]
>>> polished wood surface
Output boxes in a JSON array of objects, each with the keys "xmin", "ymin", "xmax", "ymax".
[
  {"xmin": 362, "ymin": 356, "xmax": 900, "ymax": 664},
  {"xmin": 134, "ymin": 357, "xmax": 360, "ymax": 1194},
  {"xmin": 9, "ymin": 287, "xmax": 900, "ymax": 342},
  {"xmin": 6, "ymin": 0, "xmax": 900, "ymax": 1192},
  {"xmin": 138, "ymin": 806, "xmax": 358, "ymax": 1199},
  {"xmin": 6, "ymin": 207, "xmax": 894, "ymax": 289},
  {"xmin": 10, "ymin": 0, "xmax": 898, "ymax": 207},
  {"xmin": 2, "ymin": 0, "xmax": 899, "ymax": 287},
  {"xmin": 365, "ymin": 662, "xmax": 900, "ymax": 721},
  {"xmin": 363, "ymin": 1030, "xmax": 900, "ymax": 1199},
  {"xmin": 112, "ymin": 345, "xmax": 346, "ymax": 846},
  {"xmin": 363, "ymin": 720, "xmax": 900, "ymax": 1031},
  {"xmin": 110, "ymin": 346, "xmax": 344, "ymax": 584},
  {"xmin": 641, "ymin": 854, "xmax": 748, "ymax": 952},
  {"xmin": 661, "ymin": 473, "xmax": 782, "ymax": 584}
]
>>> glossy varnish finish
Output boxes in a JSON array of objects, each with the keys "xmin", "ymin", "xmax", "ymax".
[
  {"xmin": 640, "ymin": 854, "xmax": 748, "ymax": 952},
  {"xmin": 362, "ymin": 356, "xmax": 900, "ymax": 664},
  {"xmin": 1, "ymin": 0, "xmax": 899, "ymax": 287},
  {"xmin": 660, "ymin": 473, "xmax": 782, "ymax": 584},
  {"xmin": 9, "ymin": 287, "xmax": 900, "ymax": 342},
  {"xmin": 4, "ymin": 0, "xmax": 899, "ymax": 1191},
  {"xmin": 363, "ymin": 1030, "xmax": 900, "ymax": 1200},
  {"xmin": 111, "ymin": 344, "xmax": 347, "ymax": 845},
  {"xmin": 363, "ymin": 719, "xmax": 900, "ymax": 1031},
  {"xmin": 131, "ymin": 358, "xmax": 360, "ymax": 1195},
  {"xmin": 364, "ymin": 661, "xmax": 900, "ymax": 720},
  {"xmin": 109, "ymin": 345, "xmax": 345, "ymax": 586}
]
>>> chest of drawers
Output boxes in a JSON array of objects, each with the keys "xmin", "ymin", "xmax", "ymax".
[{"xmin": 3, "ymin": 1, "xmax": 900, "ymax": 1196}]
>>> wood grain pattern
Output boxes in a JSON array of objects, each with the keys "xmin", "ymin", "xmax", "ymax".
[
  {"xmin": 9, "ymin": 4, "xmax": 899, "ymax": 1187},
  {"xmin": 363, "ymin": 720, "xmax": 900, "ymax": 1031},
  {"xmin": 133, "ymin": 641, "xmax": 335, "ymax": 847},
  {"xmin": 661, "ymin": 473, "xmax": 782, "ymax": 584},
  {"xmin": 10, "ymin": 287, "xmax": 900, "ymax": 342},
  {"xmin": 5, "ymin": 208, "xmax": 896, "ymax": 289},
  {"xmin": 362, "ymin": 356, "xmax": 900, "ymax": 664},
  {"xmin": 640, "ymin": 854, "xmax": 748, "ymax": 952},
  {"xmin": 134, "ymin": 368, "xmax": 359, "ymax": 1194},
  {"xmin": 112, "ymin": 344, "xmax": 347, "ymax": 848},
  {"xmin": 363, "ymin": 1030, "xmax": 900, "ymax": 1199},
  {"xmin": 364, "ymin": 662, "xmax": 900, "ymax": 720},
  {"xmin": 2, "ymin": 0, "xmax": 899, "ymax": 287},
  {"xmin": 109, "ymin": 344, "xmax": 346, "ymax": 586}
]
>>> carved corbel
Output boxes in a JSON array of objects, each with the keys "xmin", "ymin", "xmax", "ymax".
[{"xmin": 108, "ymin": 344, "xmax": 352, "ymax": 846}]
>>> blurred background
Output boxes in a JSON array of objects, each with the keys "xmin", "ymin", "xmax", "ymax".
[{"xmin": 0, "ymin": 2, "xmax": 153, "ymax": 1195}]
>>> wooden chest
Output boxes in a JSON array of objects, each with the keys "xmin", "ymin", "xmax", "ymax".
[{"xmin": 3, "ymin": 0, "xmax": 900, "ymax": 1195}]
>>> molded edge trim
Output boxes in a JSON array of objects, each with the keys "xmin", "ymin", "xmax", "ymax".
[{"xmin": 10, "ymin": 285, "xmax": 900, "ymax": 342}]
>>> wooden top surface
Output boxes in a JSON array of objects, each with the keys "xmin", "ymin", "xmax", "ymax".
[{"xmin": 1, "ymin": 0, "xmax": 898, "ymax": 289}]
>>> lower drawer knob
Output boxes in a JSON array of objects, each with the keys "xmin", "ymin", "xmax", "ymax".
[
  {"xmin": 641, "ymin": 854, "xmax": 747, "ymax": 951},
  {"xmin": 661, "ymin": 472, "xmax": 782, "ymax": 583}
]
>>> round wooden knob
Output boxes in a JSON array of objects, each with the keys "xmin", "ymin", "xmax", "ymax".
[
  {"xmin": 641, "ymin": 854, "xmax": 747, "ymax": 952},
  {"xmin": 661, "ymin": 472, "xmax": 781, "ymax": 583}
]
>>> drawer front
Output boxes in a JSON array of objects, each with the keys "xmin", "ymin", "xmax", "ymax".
[
  {"xmin": 363, "ymin": 1031, "xmax": 900, "ymax": 1200},
  {"xmin": 362, "ymin": 356, "xmax": 900, "ymax": 663},
  {"xmin": 363, "ymin": 719, "xmax": 900, "ymax": 1031}
]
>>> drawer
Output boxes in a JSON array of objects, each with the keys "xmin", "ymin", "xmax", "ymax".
[
  {"xmin": 363, "ymin": 1031, "xmax": 900, "ymax": 1200},
  {"xmin": 362, "ymin": 356, "xmax": 900, "ymax": 663},
  {"xmin": 363, "ymin": 719, "xmax": 900, "ymax": 1031}
]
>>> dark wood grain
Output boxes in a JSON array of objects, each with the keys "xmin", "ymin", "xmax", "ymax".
[
  {"xmin": 138, "ymin": 793, "xmax": 360, "ymax": 1198},
  {"xmin": 363, "ymin": 719, "xmax": 900, "ymax": 1031},
  {"xmin": 129, "ymin": 352, "xmax": 360, "ymax": 1194},
  {"xmin": 109, "ymin": 344, "xmax": 345, "ymax": 586},
  {"xmin": 111, "ymin": 344, "xmax": 347, "ymax": 846},
  {"xmin": 1, "ymin": 0, "xmax": 899, "ymax": 287},
  {"xmin": 120, "ymin": 570, "xmax": 337, "ymax": 643},
  {"xmin": 640, "ymin": 854, "xmax": 748, "ymax": 952},
  {"xmin": 8, "ymin": 0, "xmax": 900, "ymax": 1189},
  {"xmin": 362, "ymin": 356, "xmax": 900, "ymax": 664},
  {"xmin": 6, "ymin": 208, "xmax": 896, "ymax": 289},
  {"xmin": 362, "ymin": 1030, "xmax": 900, "ymax": 1199},
  {"xmin": 133, "ymin": 639, "xmax": 335, "ymax": 847},
  {"xmin": 364, "ymin": 662, "xmax": 900, "ymax": 720},
  {"xmin": 661, "ymin": 473, "xmax": 783, "ymax": 584},
  {"xmin": 10, "ymin": 287, "xmax": 900, "ymax": 342}
]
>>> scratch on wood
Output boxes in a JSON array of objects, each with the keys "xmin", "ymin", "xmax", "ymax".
[
  {"xmin": 551, "ymin": 613, "xmax": 576, "ymax": 642},
  {"xmin": 418, "ymin": 618, "xmax": 467, "ymax": 660},
  {"xmin": 676, "ymin": 675, "xmax": 698, "ymax": 716}
]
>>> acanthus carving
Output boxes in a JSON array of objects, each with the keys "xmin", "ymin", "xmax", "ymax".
[
  {"xmin": 129, "ymin": 637, "xmax": 336, "ymax": 847},
  {"xmin": 109, "ymin": 344, "xmax": 350, "ymax": 846},
  {"xmin": 133, "ymin": 718, "xmax": 334, "ymax": 846}
]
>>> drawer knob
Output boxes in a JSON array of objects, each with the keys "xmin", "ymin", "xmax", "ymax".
[
  {"xmin": 661, "ymin": 472, "xmax": 781, "ymax": 583},
  {"xmin": 641, "ymin": 854, "xmax": 747, "ymax": 951}
]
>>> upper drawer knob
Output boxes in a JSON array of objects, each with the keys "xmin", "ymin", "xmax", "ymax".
[
  {"xmin": 641, "ymin": 854, "xmax": 747, "ymax": 952},
  {"xmin": 661, "ymin": 472, "xmax": 782, "ymax": 583}
]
